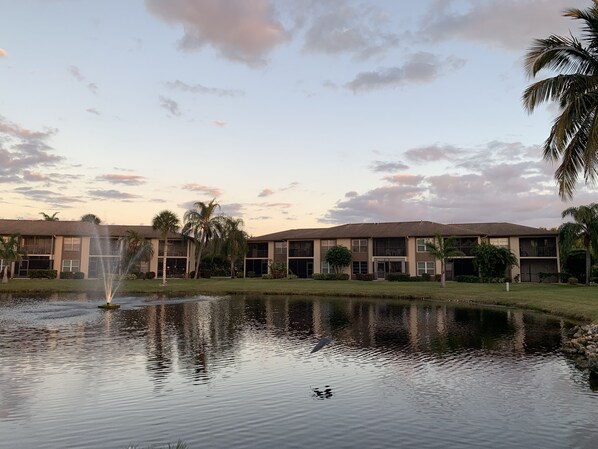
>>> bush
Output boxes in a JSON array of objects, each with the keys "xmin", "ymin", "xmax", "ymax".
[
  {"xmin": 29, "ymin": 269, "xmax": 57, "ymax": 279},
  {"xmin": 60, "ymin": 271, "xmax": 74, "ymax": 279},
  {"xmin": 456, "ymin": 275, "xmax": 480, "ymax": 283},
  {"xmin": 312, "ymin": 273, "xmax": 350, "ymax": 280},
  {"xmin": 132, "ymin": 271, "xmax": 145, "ymax": 280},
  {"xmin": 145, "ymin": 271, "xmax": 156, "ymax": 280},
  {"xmin": 421, "ymin": 273, "xmax": 432, "ymax": 281},
  {"xmin": 125, "ymin": 273, "xmax": 137, "ymax": 280},
  {"xmin": 246, "ymin": 271, "xmax": 255, "ymax": 278},
  {"xmin": 73, "ymin": 272, "xmax": 85, "ymax": 279},
  {"xmin": 262, "ymin": 273, "xmax": 273, "ymax": 279},
  {"xmin": 568, "ymin": 277, "xmax": 579, "ymax": 285},
  {"xmin": 200, "ymin": 268, "xmax": 212, "ymax": 279},
  {"xmin": 386, "ymin": 273, "xmax": 413, "ymax": 282},
  {"xmin": 354, "ymin": 273, "xmax": 375, "ymax": 281}
]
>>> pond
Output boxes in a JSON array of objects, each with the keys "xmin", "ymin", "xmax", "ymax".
[{"xmin": 1, "ymin": 294, "xmax": 597, "ymax": 449}]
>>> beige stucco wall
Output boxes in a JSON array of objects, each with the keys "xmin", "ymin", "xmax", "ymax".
[
  {"xmin": 80, "ymin": 237, "xmax": 90, "ymax": 279},
  {"xmin": 313, "ymin": 239, "xmax": 321, "ymax": 273},
  {"xmin": 407, "ymin": 238, "xmax": 417, "ymax": 276},
  {"xmin": 509, "ymin": 237, "xmax": 521, "ymax": 279},
  {"xmin": 149, "ymin": 238, "xmax": 160, "ymax": 274},
  {"xmin": 53, "ymin": 236, "xmax": 63, "ymax": 276}
]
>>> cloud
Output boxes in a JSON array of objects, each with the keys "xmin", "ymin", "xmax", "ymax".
[
  {"xmin": 181, "ymin": 183, "xmax": 222, "ymax": 197},
  {"xmin": 166, "ymin": 79, "xmax": 244, "ymax": 97},
  {"xmin": 67, "ymin": 65, "xmax": 99, "ymax": 94},
  {"xmin": 0, "ymin": 48, "xmax": 8, "ymax": 58},
  {"xmin": 302, "ymin": 2, "xmax": 399, "ymax": 59},
  {"xmin": 345, "ymin": 52, "xmax": 465, "ymax": 92},
  {"xmin": 14, "ymin": 187, "xmax": 85, "ymax": 207},
  {"xmin": 220, "ymin": 203, "xmax": 245, "ymax": 216},
  {"xmin": 96, "ymin": 174, "xmax": 146, "ymax": 186},
  {"xmin": 0, "ymin": 115, "xmax": 63, "ymax": 183},
  {"xmin": 370, "ymin": 160, "xmax": 409, "ymax": 173},
  {"xmin": 87, "ymin": 189, "xmax": 141, "ymax": 200},
  {"xmin": 87, "ymin": 83, "xmax": 98, "ymax": 95},
  {"xmin": 145, "ymin": 0, "xmax": 288, "ymax": 66},
  {"xmin": 159, "ymin": 96, "xmax": 181, "ymax": 116},
  {"xmin": 322, "ymin": 140, "xmax": 572, "ymax": 228},
  {"xmin": 419, "ymin": 0, "xmax": 588, "ymax": 50},
  {"xmin": 212, "ymin": 120, "xmax": 227, "ymax": 127},
  {"xmin": 259, "ymin": 188, "xmax": 274, "ymax": 197},
  {"xmin": 404, "ymin": 144, "xmax": 463, "ymax": 162},
  {"xmin": 86, "ymin": 108, "xmax": 100, "ymax": 115}
]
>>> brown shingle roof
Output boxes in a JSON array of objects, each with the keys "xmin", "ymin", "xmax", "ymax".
[
  {"xmin": 0, "ymin": 219, "xmax": 181, "ymax": 239},
  {"xmin": 249, "ymin": 221, "xmax": 534, "ymax": 242},
  {"xmin": 451, "ymin": 222, "xmax": 558, "ymax": 236}
]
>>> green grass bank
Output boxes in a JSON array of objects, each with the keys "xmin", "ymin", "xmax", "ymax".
[{"xmin": 1, "ymin": 278, "xmax": 597, "ymax": 323}]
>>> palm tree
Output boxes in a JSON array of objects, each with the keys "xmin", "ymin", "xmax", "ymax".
[
  {"xmin": 559, "ymin": 203, "xmax": 598, "ymax": 285},
  {"xmin": 39, "ymin": 212, "xmax": 59, "ymax": 221},
  {"xmin": 219, "ymin": 217, "xmax": 249, "ymax": 278},
  {"xmin": 182, "ymin": 199, "xmax": 223, "ymax": 279},
  {"xmin": 426, "ymin": 234, "xmax": 463, "ymax": 288},
  {"xmin": 523, "ymin": 4, "xmax": 598, "ymax": 199},
  {"xmin": 81, "ymin": 213, "xmax": 101, "ymax": 224},
  {"xmin": 151, "ymin": 210, "xmax": 180, "ymax": 286},
  {"xmin": 0, "ymin": 234, "xmax": 25, "ymax": 284},
  {"xmin": 119, "ymin": 230, "xmax": 154, "ymax": 274}
]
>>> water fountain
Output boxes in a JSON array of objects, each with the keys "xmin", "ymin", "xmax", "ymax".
[{"xmin": 94, "ymin": 226, "xmax": 152, "ymax": 310}]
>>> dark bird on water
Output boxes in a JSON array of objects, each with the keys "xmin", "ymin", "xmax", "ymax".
[{"xmin": 310, "ymin": 336, "xmax": 332, "ymax": 354}]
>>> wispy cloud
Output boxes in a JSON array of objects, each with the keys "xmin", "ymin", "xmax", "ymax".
[
  {"xmin": 159, "ymin": 96, "xmax": 181, "ymax": 116},
  {"xmin": 345, "ymin": 52, "xmax": 465, "ymax": 92},
  {"xmin": 166, "ymin": 79, "xmax": 244, "ymax": 97},
  {"xmin": 86, "ymin": 107, "xmax": 100, "ymax": 115},
  {"xmin": 88, "ymin": 189, "xmax": 141, "ymax": 200},
  {"xmin": 258, "ymin": 182, "xmax": 299, "ymax": 197},
  {"xmin": 181, "ymin": 183, "xmax": 222, "ymax": 197},
  {"xmin": 370, "ymin": 160, "xmax": 409, "ymax": 173},
  {"xmin": 96, "ymin": 174, "xmax": 146, "ymax": 186},
  {"xmin": 67, "ymin": 65, "xmax": 98, "ymax": 94},
  {"xmin": 212, "ymin": 120, "xmax": 227, "ymax": 127}
]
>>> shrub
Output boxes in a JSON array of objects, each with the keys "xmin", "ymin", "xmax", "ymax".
[
  {"xmin": 591, "ymin": 276, "xmax": 598, "ymax": 284},
  {"xmin": 246, "ymin": 271, "xmax": 255, "ymax": 278},
  {"xmin": 456, "ymin": 275, "xmax": 479, "ymax": 283},
  {"xmin": 145, "ymin": 271, "xmax": 156, "ymax": 280},
  {"xmin": 421, "ymin": 273, "xmax": 432, "ymax": 281},
  {"xmin": 312, "ymin": 273, "xmax": 350, "ymax": 280},
  {"xmin": 386, "ymin": 273, "xmax": 412, "ymax": 282},
  {"xmin": 133, "ymin": 271, "xmax": 145, "ymax": 280},
  {"xmin": 73, "ymin": 272, "xmax": 85, "ymax": 279},
  {"xmin": 125, "ymin": 273, "xmax": 137, "ymax": 280},
  {"xmin": 568, "ymin": 277, "xmax": 579, "ymax": 285},
  {"xmin": 268, "ymin": 261, "xmax": 287, "ymax": 279},
  {"xmin": 354, "ymin": 273, "xmax": 375, "ymax": 281},
  {"xmin": 60, "ymin": 271, "xmax": 74, "ymax": 279},
  {"xmin": 200, "ymin": 269, "xmax": 212, "ymax": 279},
  {"xmin": 29, "ymin": 269, "xmax": 57, "ymax": 279},
  {"xmin": 262, "ymin": 273, "xmax": 273, "ymax": 279}
]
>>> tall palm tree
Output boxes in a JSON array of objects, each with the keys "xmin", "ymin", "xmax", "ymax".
[
  {"xmin": 559, "ymin": 203, "xmax": 598, "ymax": 285},
  {"xmin": 426, "ymin": 234, "xmax": 463, "ymax": 288},
  {"xmin": 523, "ymin": 4, "xmax": 598, "ymax": 199},
  {"xmin": 0, "ymin": 234, "xmax": 25, "ymax": 284},
  {"xmin": 119, "ymin": 230, "xmax": 154, "ymax": 274},
  {"xmin": 39, "ymin": 212, "xmax": 59, "ymax": 221},
  {"xmin": 152, "ymin": 210, "xmax": 180, "ymax": 286},
  {"xmin": 182, "ymin": 199, "xmax": 223, "ymax": 279},
  {"xmin": 219, "ymin": 217, "xmax": 249, "ymax": 278},
  {"xmin": 81, "ymin": 213, "xmax": 101, "ymax": 224}
]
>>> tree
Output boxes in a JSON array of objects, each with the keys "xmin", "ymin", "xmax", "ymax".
[
  {"xmin": 473, "ymin": 243, "xmax": 519, "ymax": 281},
  {"xmin": 151, "ymin": 210, "xmax": 180, "ymax": 286},
  {"xmin": 219, "ymin": 217, "xmax": 249, "ymax": 278},
  {"xmin": 559, "ymin": 203, "xmax": 598, "ymax": 285},
  {"xmin": 81, "ymin": 213, "xmax": 101, "ymax": 224},
  {"xmin": 39, "ymin": 212, "xmax": 59, "ymax": 221},
  {"xmin": 324, "ymin": 245, "xmax": 352, "ymax": 274},
  {"xmin": 182, "ymin": 199, "xmax": 223, "ymax": 279},
  {"xmin": 426, "ymin": 234, "xmax": 463, "ymax": 288},
  {"xmin": 119, "ymin": 230, "xmax": 154, "ymax": 274},
  {"xmin": 0, "ymin": 234, "xmax": 25, "ymax": 284},
  {"xmin": 523, "ymin": 4, "xmax": 598, "ymax": 199}
]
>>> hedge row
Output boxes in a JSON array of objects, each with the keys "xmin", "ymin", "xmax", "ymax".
[
  {"xmin": 386, "ymin": 273, "xmax": 432, "ymax": 282},
  {"xmin": 312, "ymin": 273, "xmax": 350, "ymax": 281}
]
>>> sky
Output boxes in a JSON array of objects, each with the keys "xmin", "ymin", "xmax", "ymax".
[{"xmin": 1, "ymin": 0, "xmax": 596, "ymax": 236}]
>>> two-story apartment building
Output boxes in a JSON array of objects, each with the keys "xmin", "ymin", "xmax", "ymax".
[
  {"xmin": 245, "ymin": 221, "xmax": 559, "ymax": 282},
  {"xmin": 0, "ymin": 219, "xmax": 190, "ymax": 279}
]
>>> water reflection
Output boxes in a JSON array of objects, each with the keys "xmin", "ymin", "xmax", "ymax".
[{"xmin": 0, "ymin": 294, "xmax": 595, "ymax": 449}]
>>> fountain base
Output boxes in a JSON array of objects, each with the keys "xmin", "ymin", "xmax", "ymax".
[{"xmin": 98, "ymin": 303, "xmax": 121, "ymax": 309}]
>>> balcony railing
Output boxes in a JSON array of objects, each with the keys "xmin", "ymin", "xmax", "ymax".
[
  {"xmin": 288, "ymin": 249, "xmax": 314, "ymax": 258},
  {"xmin": 247, "ymin": 249, "xmax": 268, "ymax": 258},
  {"xmin": 21, "ymin": 245, "xmax": 52, "ymax": 254},
  {"xmin": 520, "ymin": 247, "xmax": 557, "ymax": 257}
]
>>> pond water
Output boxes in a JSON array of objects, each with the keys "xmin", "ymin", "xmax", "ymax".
[{"xmin": 1, "ymin": 294, "xmax": 597, "ymax": 449}]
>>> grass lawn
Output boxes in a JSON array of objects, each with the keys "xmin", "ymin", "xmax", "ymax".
[{"xmin": 1, "ymin": 277, "xmax": 597, "ymax": 323}]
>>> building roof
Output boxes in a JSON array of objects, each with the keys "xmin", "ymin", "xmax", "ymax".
[
  {"xmin": 249, "ymin": 221, "xmax": 557, "ymax": 242},
  {"xmin": 0, "ymin": 219, "xmax": 181, "ymax": 239}
]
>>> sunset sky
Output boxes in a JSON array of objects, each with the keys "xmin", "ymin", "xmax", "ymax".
[{"xmin": 1, "ymin": 0, "xmax": 595, "ymax": 236}]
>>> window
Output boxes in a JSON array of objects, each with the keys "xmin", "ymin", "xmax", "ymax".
[
  {"xmin": 417, "ymin": 261, "xmax": 435, "ymax": 276},
  {"xmin": 63, "ymin": 237, "xmax": 81, "ymax": 251},
  {"xmin": 352, "ymin": 261, "xmax": 368, "ymax": 274},
  {"xmin": 417, "ymin": 238, "xmax": 432, "ymax": 253},
  {"xmin": 274, "ymin": 241, "xmax": 287, "ymax": 255},
  {"xmin": 321, "ymin": 261, "xmax": 333, "ymax": 274},
  {"xmin": 489, "ymin": 238, "xmax": 509, "ymax": 248},
  {"xmin": 62, "ymin": 259, "xmax": 80, "ymax": 272},
  {"xmin": 352, "ymin": 239, "xmax": 368, "ymax": 253},
  {"xmin": 321, "ymin": 240, "xmax": 336, "ymax": 251}
]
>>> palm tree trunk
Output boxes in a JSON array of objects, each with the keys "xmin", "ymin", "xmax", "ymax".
[
  {"xmin": 440, "ymin": 260, "xmax": 446, "ymax": 288},
  {"xmin": 194, "ymin": 242, "xmax": 204, "ymax": 279},
  {"xmin": 1, "ymin": 266, "xmax": 8, "ymax": 284},
  {"xmin": 162, "ymin": 236, "xmax": 168, "ymax": 286},
  {"xmin": 230, "ymin": 258, "xmax": 235, "ymax": 279},
  {"xmin": 586, "ymin": 246, "xmax": 591, "ymax": 285}
]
